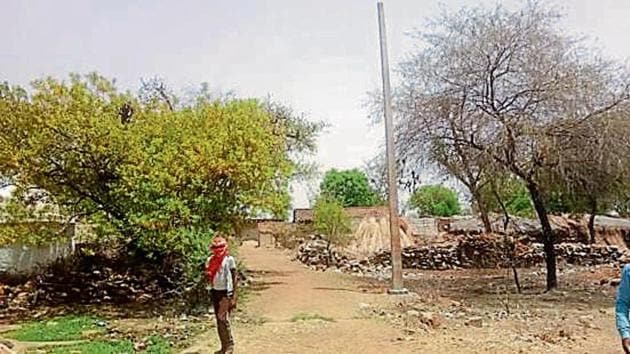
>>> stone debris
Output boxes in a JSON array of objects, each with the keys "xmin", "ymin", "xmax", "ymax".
[
  {"xmin": 419, "ymin": 311, "xmax": 444, "ymax": 329},
  {"xmin": 465, "ymin": 316, "xmax": 484, "ymax": 328},
  {"xmin": 296, "ymin": 234, "xmax": 626, "ymax": 275},
  {"xmin": 0, "ymin": 251, "xmax": 181, "ymax": 319}
]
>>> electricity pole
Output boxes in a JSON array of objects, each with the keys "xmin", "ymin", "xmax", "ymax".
[{"xmin": 377, "ymin": 1, "xmax": 406, "ymax": 294}]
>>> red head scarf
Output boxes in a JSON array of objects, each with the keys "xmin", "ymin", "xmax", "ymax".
[{"xmin": 206, "ymin": 236, "xmax": 229, "ymax": 282}]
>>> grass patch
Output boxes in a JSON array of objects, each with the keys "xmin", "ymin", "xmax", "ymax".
[
  {"xmin": 45, "ymin": 340, "xmax": 134, "ymax": 354},
  {"xmin": 6, "ymin": 315, "xmax": 103, "ymax": 342},
  {"xmin": 145, "ymin": 335, "xmax": 173, "ymax": 354},
  {"xmin": 26, "ymin": 336, "xmax": 173, "ymax": 354},
  {"xmin": 290, "ymin": 313, "xmax": 335, "ymax": 323}
]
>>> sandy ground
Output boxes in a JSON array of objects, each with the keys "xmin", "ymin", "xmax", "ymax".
[
  {"xmin": 183, "ymin": 242, "xmax": 625, "ymax": 353},
  {"xmin": 183, "ymin": 242, "xmax": 418, "ymax": 354}
]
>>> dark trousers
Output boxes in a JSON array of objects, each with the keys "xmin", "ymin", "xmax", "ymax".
[{"xmin": 211, "ymin": 289, "xmax": 234, "ymax": 352}]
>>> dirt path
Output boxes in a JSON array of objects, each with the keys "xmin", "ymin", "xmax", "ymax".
[
  {"xmin": 182, "ymin": 243, "xmax": 625, "ymax": 354},
  {"xmin": 182, "ymin": 242, "xmax": 417, "ymax": 354}
]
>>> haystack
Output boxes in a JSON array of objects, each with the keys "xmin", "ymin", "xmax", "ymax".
[{"xmin": 343, "ymin": 216, "xmax": 414, "ymax": 258}]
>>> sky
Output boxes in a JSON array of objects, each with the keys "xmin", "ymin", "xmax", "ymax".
[{"xmin": 3, "ymin": 0, "xmax": 630, "ymax": 207}]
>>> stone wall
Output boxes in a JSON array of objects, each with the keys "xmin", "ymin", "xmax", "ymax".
[
  {"xmin": 0, "ymin": 223, "xmax": 75, "ymax": 276},
  {"xmin": 237, "ymin": 221, "xmax": 259, "ymax": 242},
  {"xmin": 257, "ymin": 221, "xmax": 287, "ymax": 248},
  {"xmin": 296, "ymin": 234, "xmax": 625, "ymax": 273}
]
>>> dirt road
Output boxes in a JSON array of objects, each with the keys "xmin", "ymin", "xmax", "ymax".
[
  {"xmin": 183, "ymin": 241, "xmax": 417, "ymax": 354},
  {"xmin": 183, "ymin": 242, "xmax": 624, "ymax": 354}
]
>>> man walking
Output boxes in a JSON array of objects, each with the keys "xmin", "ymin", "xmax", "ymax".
[
  {"xmin": 206, "ymin": 235, "xmax": 238, "ymax": 354},
  {"xmin": 616, "ymin": 264, "xmax": 630, "ymax": 353}
]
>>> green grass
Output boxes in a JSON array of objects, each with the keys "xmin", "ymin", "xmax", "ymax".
[
  {"xmin": 6, "ymin": 315, "xmax": 104, "ymax": 342},
  {"xmin": 46, "ymin": 340, "xmax": 134, "ymax": 354},
  {"xmin": 290, "ymin": 312, "xmax": 335, "ymax": 323},
  {"xmin": 9, "ymin": 316, "xmax": 174, "ymax": 353},
  {"xmin": 26, "ymin": 336, "xmax": 172, "ymax": 354},
  {"xmin": 145, "ymin": 335, "xmax": 172, "ymax": 354}
]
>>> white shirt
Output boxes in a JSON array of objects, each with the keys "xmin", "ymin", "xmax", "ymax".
[{"xmin": 207, "ymin": 255, "xmax": 236, "ymax": 293}]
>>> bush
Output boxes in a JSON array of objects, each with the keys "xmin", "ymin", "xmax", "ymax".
[{"xmin": 410, "ymin": 185, "xmax": 461, "ymax": 217}]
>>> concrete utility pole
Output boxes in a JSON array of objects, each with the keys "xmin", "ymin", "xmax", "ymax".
[{"xmin": 377, "ymin": 1, "xmax": 406, "ymax": 294}]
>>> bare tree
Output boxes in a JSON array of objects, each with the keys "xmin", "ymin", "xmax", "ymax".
[
  {"xmin": 426, "ymin": 119, "xmax": 494, "ymax": 232},
  {"xmin": 364, "ymin": 151, "xmax": 422, "ymax": 207},
  {"xmin": 393, "ymin": 2, "xmax": 630, "ymax": 290}
]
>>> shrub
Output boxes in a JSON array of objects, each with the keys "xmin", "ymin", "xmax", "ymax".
[{"xmin": 313, "ymin": 197, "xmax": 352, "ymax": 266}]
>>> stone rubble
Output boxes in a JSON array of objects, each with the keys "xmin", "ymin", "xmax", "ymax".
[
  {"xmin": 296, "ymin": 234, "xmax": 627, "ymax": 275},
  {"xmin": 0, "ymin": 251, "xmax": 180, "ymax": 319}
]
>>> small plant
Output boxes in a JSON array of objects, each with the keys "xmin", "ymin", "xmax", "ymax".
[
  {"xmin": 290, "ymin": 313, "xmax": 335, "ymax": 322},
  {"xmin": 313, "ymin": 197, "xmax": 352, "ymax": 267}
]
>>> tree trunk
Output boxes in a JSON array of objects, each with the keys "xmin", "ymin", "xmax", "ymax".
[
  {"xmin": 492, "ymin": 184, "xmax": 521, "ymax": 293},
  {"xmin": 526, "ymin": 181, "xmax": 558, "ymax": 291},
  {"xmin": 491, "ymin": 184, "xmax": 510, "ymax": 232},
  {"xmin": 473, "ymin": 190, "xmax": 493, "ymax": 233},
  {"xmin": 511, "ymin": 265, "xmax": 521, "ymax": 294},
  {"xmin": 588, "ymin": 198, "xmax": 597, "ymax": 244}
]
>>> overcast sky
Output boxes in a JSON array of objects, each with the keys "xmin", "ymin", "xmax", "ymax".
[{"xmin": 3, "ymin": 0, "xmax": 630, "ymax": 207}]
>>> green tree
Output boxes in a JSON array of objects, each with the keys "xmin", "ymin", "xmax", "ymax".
[
  {"xmin": 0, "ymin": 73, "xmax": 323, "ymax": 287},
  {"xmin": 313, "ymin": 197, "xmax": 352, "ymax": 267},
  {"xmin": 410, "ymin": 185, "xmax": 461, "ymax": 217},
  {"xmin": 319, "ymin": 169, "xmax": 381, "ymax": 207}
]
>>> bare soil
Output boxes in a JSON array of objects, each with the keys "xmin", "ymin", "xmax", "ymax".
[
  {"xmin": 364, "ymin": 265, "xmax": 622, "ymax": 353},
  {"xmin": 183, "ymin": 242, "xmax": 418, "ymax": 353},
  {"xmin": 183, "ymin": 242, "xmax": 624, "ymax": 353}
]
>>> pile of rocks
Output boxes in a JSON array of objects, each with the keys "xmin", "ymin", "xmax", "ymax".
[
  {"xmin": 520, "ymin": 243, "xmax": 624, "ymax": 267},
  {"xmin": 295, "ymin": 234, "xmax": 627, "ymax": 274},
  {"xmin": 370, "ymin": 245, "xmax": 458, "ymax": 270},
  {"xmin": 296, "ymin": 235, "xmax": 346, "ymax": 269},
  {"xmin": 0, "ymin": 251, "xmax": 180, "ymax": 319},
  {"xmin": 369, "ymin": 235, "xmax": 511, "ymax": 270}
]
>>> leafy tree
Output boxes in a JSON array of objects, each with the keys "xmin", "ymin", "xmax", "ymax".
[
  {"xmin": 409, "ymin": 185, "xmax": 461, "ymax": 217},
  {"xmin": 313, "ymin": 197, "xmax": 352, "ymax": 267},
  {"xmin": 0, "ymin": 73, "xmax": 324, "ymax": 287},
  {"xmin": 319, "ymin": 169, "xmax": 382, "ymax": 207}
]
